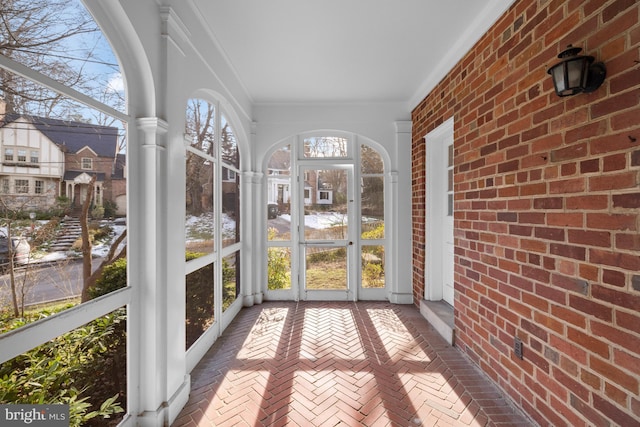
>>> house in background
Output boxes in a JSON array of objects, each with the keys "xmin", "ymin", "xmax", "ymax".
[
  {"xmin": 0, "ymin": 115, "xmax": 64, "ymax": 211},
  {"xmin": 0, "ymin": 113, "xmax": 126, "ymax": 215},
  {"xmin": 267, "ymin": 167, "xmax": 332, "ymax": 208},
  {"xmin": 267, "ymin": 147, "xmax": 292, "ymax": 212},
  {"xmin": 112, "ymin": 153, "xmax": 127, "ymax": 216}
]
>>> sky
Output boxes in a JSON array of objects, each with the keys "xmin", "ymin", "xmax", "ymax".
[{"xmin": 11, "ymin": 0, "xmax": 126, "ymax": 127}]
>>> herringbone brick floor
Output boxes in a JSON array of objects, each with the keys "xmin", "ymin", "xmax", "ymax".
[{"xmin": 173, "ymin": 302, "xmax": 532, "ymax": 427}]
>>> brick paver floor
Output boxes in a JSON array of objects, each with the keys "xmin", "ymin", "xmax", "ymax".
[{"xmin": 173, "ymin": 301, "xmax": 532, "ymax": 427}]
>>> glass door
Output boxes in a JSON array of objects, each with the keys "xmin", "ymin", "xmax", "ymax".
[{"xmin": 299, "ymin": 167, "xmax": 354, "ymax": 300}]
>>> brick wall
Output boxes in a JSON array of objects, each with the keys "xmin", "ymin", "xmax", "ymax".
[
  {"xmin": 65, "ymin": 150, "xmax": 117, "ymax": 202},
  {"xmin": 411, "ymin": 1, "xmax": 640, "ymax": 425}
]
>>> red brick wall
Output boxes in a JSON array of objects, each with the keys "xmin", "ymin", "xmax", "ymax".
[
  {"xmin": 65, "ymin": 150, "xmax": 117, "ymax": 202},
  {"xmin": 412, "ymin": 1, "xmax": 640, "ymax": 425}
]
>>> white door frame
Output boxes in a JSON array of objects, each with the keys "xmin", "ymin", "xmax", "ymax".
[
  {"xmin": 425, "ymin": 117, "xmax": 455, "ymax": 305},
  {"xmin": 298, "ymin": 165, "xmax": 355, "ymax": 301}
]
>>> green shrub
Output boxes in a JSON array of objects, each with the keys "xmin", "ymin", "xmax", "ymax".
[
  {"xmin": 91, "ymin": 205, "xmax": 105, "ymax": 220},
  {"xmin": 222, "ymin": 257, "xmax": 238, "ymax": 309},
  {"xmin": 185, "ymin": 261, "xmax": 214, "ymax": 348},
  {"xmin": 89, "ymin": 258, "xmax": 127, "ymax": 299},
  {"xmin": 103, "ymin": 200, "xmax": 118, "ymax": 218},
  {"xmin": 185, "ymin": 251, "xmax": 206, "ymax": 261},
  {"xmin": 307, "ymin": 247, "xmax": 346, "ymax": 263},
  {"xmin": 362, "ymin": 223, "xmax": 384, "ymax": 240},
  {"xmin": 363, "ymin": 262, "xmax": 383, "ymax": 285},
  {"xmin": 268, "ymin": 247, "xmax": 290, "ymax": 290},
  {"xmin": 92, "ymin": 225, "xmax": 113, "ymax": 242},
  {"xmin": 54, "ymin": 196, "xmax": 72, "ymax": 217},
  {"xmin": 0, "ymin": 309, "xmax": 126, "ymax": 426}
]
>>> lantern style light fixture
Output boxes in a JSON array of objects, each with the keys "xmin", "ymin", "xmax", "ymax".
[{"xmin": 547, "ymin": 45, "xmax": 606, "ymax": 97}]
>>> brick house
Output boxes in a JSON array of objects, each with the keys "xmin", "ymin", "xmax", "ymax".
[
  {"xmin": 412, "ymin": 1, "xmax": 640, "ymax": 425},
  {"xmin": 0, "ymin": 114, "xmax": 125, "ymax": 215}
]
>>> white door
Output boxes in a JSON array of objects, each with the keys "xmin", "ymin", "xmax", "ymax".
[
  {"xmin": 426, "ymin": 118, "xmax": 455, "ymax": 306},
  {"xmin": 443, "ymin": 142, "xmax": 455, "ymax": 305},
  {"xmin": 298, "ymin": 166, "xmax": 354, "ymax": 301}
]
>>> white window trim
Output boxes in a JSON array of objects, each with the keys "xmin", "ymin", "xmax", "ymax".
[{"xmin": 81, "ymin": 157, "xmax": 93, "ymax": 170}]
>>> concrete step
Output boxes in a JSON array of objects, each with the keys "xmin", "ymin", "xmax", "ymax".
[{"xmin": 48, "ymin": 217, "xmax": 83, "ymax": 252}]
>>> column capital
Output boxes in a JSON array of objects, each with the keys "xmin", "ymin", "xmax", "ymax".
[
  {"xmin": 136, "ymin": 117, "xmax": 169, "ymax": 150},
  {"xmin": 136, "ymin": 117, "xmax": 169, "ymax": 134},
  {"xmin": 244, "ymin": 171, "xmax": 264, "ymax": 184},
  {"xmin": 394, "ymin": 121, "xmax": 412, "ymax": 134}
]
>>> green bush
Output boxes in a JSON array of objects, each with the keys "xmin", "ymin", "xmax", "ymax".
[
  {"xmin": 363, "ymin": 262, "xmax": 383, "ymax": 286},
  {"xmin": 268, "ymin": 247, "xmax": 290, "ymax": 290},
  {"xmin": 0, "ymin": 309, "xmax": 126, "ymax": 426},
  {"xmin": 266, "ymin": 228, "xmax": 290, "ymax": 290},
  {"xmin": 54, "ymin": 196, "xmax": 72, "ymax": 217},
  {"xmin": 103, "ymin": 200, "xmax": 118, "ymax": 218},
  {"xmin": 307, "ymin": 247, "xmax": 345, "ymax": 263},
  {"xmin": 92, "ymin": 225, "xmax": 113, "ymax": 242},
  {"xmin": 91, "ymin": 205, "xmax": 105, "ymax": 220},
  {"xmin": 362, "ymin": 223, "xmax": 384, "ymax": 240},
  {"xmin": 89, "ymin": 258, "xmax": 127, "ymax": 299},
  {"xmin": 222, "ymin": 257, "xmax": 238, "ymax": 310},
  {"xmin": 186, "ymin": 251, "xmax": 206, "ymax": 261},
  {"xmin": 185, "ymin": 258, "xmax": 213, "ymax": 348}
]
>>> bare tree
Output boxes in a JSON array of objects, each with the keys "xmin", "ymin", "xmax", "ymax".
[
  {"xmin": 0, "ymin": 0, "xmax": 120, "ymax": 118},
  {"xmin": 2, "ymin": 217, "xmax": 19, "ymax": 317},
  {"xmin": 221, "ymin": 122, "xmax": 238, "ymax": 167},
  {"xmin": 79, "ymin": 176, "xmax": 95, "ymax": 302},
  {"xmin": 185, "ymin": 98, "xmax": 215, "ymax": 216},
  {"xmin": 77, "ymin": 176, "xmax": 127, "ymax": 302},
  {"xmin": 92, "ymin": 77, "xmax": 127, "ymax": 153},
  {"xmin": 83, "ymin": 229, "xmax": 127, "ymax": 299},
  {"xmin": 304, "ymin": 136, "xmax": 348, "ymax": 158},
  {"xmin": 0, "ymin": 0, "xmax": 127, "ymax": 308},
  {"xmin": 0, "ymin": 198, "xmax": 35, "ymax": 317}
]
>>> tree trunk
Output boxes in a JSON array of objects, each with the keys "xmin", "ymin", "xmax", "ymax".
[
  {"xmin": 6, "ymin": 220, "xmax": 19, "ymax": 317},
  {"xmin": 84, "ymin": 230, "xmax": 127, "ymax": 295},
  {"xmin": 80, "ymin": 177, "xmax": 96, "ymax": 302}
]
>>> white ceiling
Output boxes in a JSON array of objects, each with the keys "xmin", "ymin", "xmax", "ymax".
[{"xmin": 191, "ymin": 0, "xmax": 515, "ymax": 108}]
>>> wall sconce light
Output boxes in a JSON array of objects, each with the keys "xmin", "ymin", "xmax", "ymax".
[{"xmin": 547, "ymin": 45, "xmax": 606, "ymax": 97}]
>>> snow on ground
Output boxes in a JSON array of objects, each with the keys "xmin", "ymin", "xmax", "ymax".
[
  {"xmin": 278, "ymin": 212, "xmax": 381, "ymax": 229},
  {"xmin": 185, "ymin": 213, "xmax": 236, "ymax": 242},
  {"xmin": 91, "ymin": 223, "xmax": 127, "ymax": 258},
  {"xmin": 1, "ymin": 220, "xmax": 127, "ymax": 264},
  {"xmin": 279, "ymin": 212, "xmax": 347, "ymax": 229},
  {"xmin": 2, "ymin": 211, "xmax": 364, "ymax": 264},
  {"xmin": 34, "ymin": 251, "xmax": 70, "ymax": 263}
]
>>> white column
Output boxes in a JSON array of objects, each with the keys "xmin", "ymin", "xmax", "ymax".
[
  {"xmin": 389, "ymin": 121, "xmax": 413, "ymax": 304},
  {"xmin": 131, "ymin": 8, "xmax": 191, "ymax": 426},
  {"xmin": 164, "ymin": 120, "xmax": 189, "ymax": 425},
  {"xmin": 243, "ymin": 171, "xmax": 264, "ymax": 306},
  {"xmin": 129, "ymin": 117, "xmax": 170, "ymax": 426}
]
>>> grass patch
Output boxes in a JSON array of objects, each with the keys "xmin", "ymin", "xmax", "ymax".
[{"xmin": 306, "ymin": 261, "xmax": 346, "ymax": 290}]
